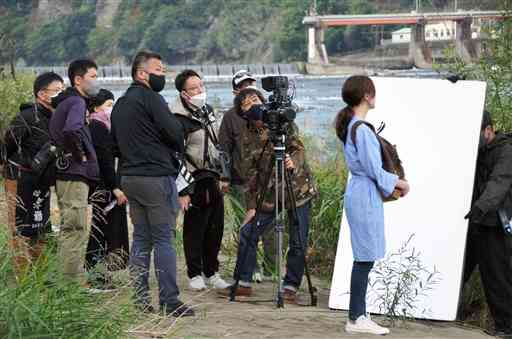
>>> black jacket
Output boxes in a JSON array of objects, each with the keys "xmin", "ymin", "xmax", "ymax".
[
  {"xmin": 89, "ymin": 119, "xmax": 119, "ymax": 191},
  {"xmin": 111, "ymin": 81, "xmax": 184, "ymax": 177},
  {"xmin": 218, "ymin": 106, "xmax": 246, "ymax": 185},
  {"xmin": 4, "ymin": 102, "xmax": 52, "ymax": 170},
  {"xmin": 470, "ymin": 133, "xmax": 512, "ymax": 227}
]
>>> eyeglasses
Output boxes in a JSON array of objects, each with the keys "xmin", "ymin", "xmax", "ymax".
[{"xmin": 44, "ymin": 87, "xmax": 63, "ymax": 95}]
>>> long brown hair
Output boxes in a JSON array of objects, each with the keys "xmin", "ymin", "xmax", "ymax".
[{"xmin": 335, "ymin": 75, "xmax": 376, "ymax": 143}]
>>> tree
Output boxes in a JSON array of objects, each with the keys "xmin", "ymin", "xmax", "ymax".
[{"xmin": 441, "ymin": 0, "xmax": 511, "ymax": 131}]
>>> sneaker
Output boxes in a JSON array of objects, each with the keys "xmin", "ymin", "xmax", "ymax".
[
  {"xmin": 283, "ymin": 288, "xmax": 298, "ymax": 305},
  {"xmin": 188, "ymin": 275, "xmax": 207, "ymax": 291},
  {"xmin": 206, "ymin": 273, "xmax": 231, "ymax": 289},
  {"xmin": 217, "ymin": 285, "xmax": 253, "ymax": 297},
  {"xmin": 345, "ymin": 315, "xmax": 390, "ymax": 335},
  {"xmin": 161, "ymin": 301, "xmax": 195, "ymax": 317},
  {"xmin": 254, "ymin": 272, "xmax": 263, "ymax": 283}
]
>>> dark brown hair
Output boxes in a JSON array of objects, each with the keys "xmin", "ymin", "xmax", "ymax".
[
  {"xmin": 335, "ymin": 75, "xmax": 376, "ymax": 143},
  {"xmin": 233, "ymin": 87, "xmax": 266, "ymax": 116},
  {"xmin": 174, "ymin": 69, "xmax": 200, "ymax": 92},
  {"xmin": 68, "ymin": 59, "xmax": 97, "ymax": 87}
]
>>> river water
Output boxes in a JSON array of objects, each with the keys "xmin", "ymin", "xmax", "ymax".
[{"xmin": 103, "ymin": 70, "xmax": 442, "ymax": 156}]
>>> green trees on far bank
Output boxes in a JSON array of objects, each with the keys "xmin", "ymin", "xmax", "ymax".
[{"xmin": 0, "ymin": 0, "xmax": 394, "ymax": 66}]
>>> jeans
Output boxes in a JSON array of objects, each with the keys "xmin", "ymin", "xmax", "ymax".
[
  {"xmin": 234, "ymin": 202, "xmax": 311, "ymax": 289},
  {"xmin": 122, "ymin": 175, "xmax": 180, "ymax": 307},
  {"xmin": 349, "ymin": 261, "xmax": 374, "ymax": 321}
]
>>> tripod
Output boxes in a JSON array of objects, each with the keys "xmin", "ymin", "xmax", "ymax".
[{"xmin": 229, "ymin": 132, "xmax": 317, "ymax": 308}]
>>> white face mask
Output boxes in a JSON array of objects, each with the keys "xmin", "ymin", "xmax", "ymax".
[
  {"xmin": 103, "ymin": 106, "xmax": 113, "ymax": 117},
  {"xmin": 189, "ymin": 92, "xmax": 207, "ymax": 109}
]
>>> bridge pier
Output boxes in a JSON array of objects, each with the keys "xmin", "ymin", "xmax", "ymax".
[
  {"xmin": 456, "ymin": 17, "xmax": 478, "ymax": 62},
  {"xmin": 409, "ymin": 19, "xmax": 432, "ymax": 68},
  {"xmin": 307, "ymin": 24, "xmax": 329, "ymax": 65}
]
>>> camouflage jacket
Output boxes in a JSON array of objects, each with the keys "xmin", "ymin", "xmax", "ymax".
[{"xmin": 241, "ymin": 121, "xmax": 317, "ymax": 211}]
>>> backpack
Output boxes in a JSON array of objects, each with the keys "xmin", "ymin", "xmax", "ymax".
[{"xmin": 351, "ymin": 120, "xmax": 405, "ymax": 202}]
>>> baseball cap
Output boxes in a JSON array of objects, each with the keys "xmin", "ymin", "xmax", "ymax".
[{"xmin": 232, "ymin": 70, "xmax": 256, "ymax": 90}]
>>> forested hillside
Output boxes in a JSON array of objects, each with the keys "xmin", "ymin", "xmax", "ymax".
[{"xmin": 0, "ymin": 0, "xmax": 498, "ymax": 66}]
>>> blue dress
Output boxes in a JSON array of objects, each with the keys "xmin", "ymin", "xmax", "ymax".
[{"xmin": 343, "ymin": 117, "xmax": 399, "ymax": 261}]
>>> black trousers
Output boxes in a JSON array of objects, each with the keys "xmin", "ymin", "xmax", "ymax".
[
  {"xmin": 183, "ymin": 178, "xmax": 224, "ymax": 279},
  {"xmin": 86, "ymin": 189, "xmax": 129, "ymax": 275},
  {"xmin": 16, "ymin": 171, "xmax": 51, "ymax": 238},
  {"xmin": 463, "ymin": 224, "xmax": 512, "ymax": 331}
]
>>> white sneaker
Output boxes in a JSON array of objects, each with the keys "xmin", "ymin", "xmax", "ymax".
[
  {"xmin": 254, "ymin": 272, "xmax": 263, "ymax": 283},
  {"xmin": 345, "ymin": 315, "xmax": 390, "ymax": 335},
  {"xmin": 189, "ymin": 275, "xmax": 207, "ymax": 291},
  {"xmin": 206, "ymin": 273, "xmax": 231, "ymax": 289}
]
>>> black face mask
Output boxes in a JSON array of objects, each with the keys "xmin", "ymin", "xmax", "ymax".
[
  {"xmin": 244, "ymin": 104, "xmax": 265, "ymax": 121},
  {"xmin": 148, "ymin": 73, "xmax": 166, "ymax": 92}
]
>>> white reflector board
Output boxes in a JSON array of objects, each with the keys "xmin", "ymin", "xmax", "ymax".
[{"xmin": 329, "ymin": 77, "xmax": 487, "ymax": 321}]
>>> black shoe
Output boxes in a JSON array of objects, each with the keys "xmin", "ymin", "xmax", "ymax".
[
  {"xmin": 485, "ymin": 328, "xmax": 512, "ymax": 338},
  {"xmin": 495, "ymin": 330, "xmax": 512, "ymax": 339},
  {"xmin": 134, "ymin": 302, "xmax": 155, "ymax": 314},
  {"xmin": 161, "ymin": 301, "xmax": 195, "ymax": 317}
]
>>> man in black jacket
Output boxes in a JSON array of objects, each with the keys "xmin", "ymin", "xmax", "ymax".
[
  {"xmin": 463, "ymin": 110, "xmax": 512, "ymax": 338},
  {"xmin": 111, "ymin": 50, "xmax": 194, "ymax": 317},
  {"xmin": 4, "ymin": 72, "xmax": 64, "ymax": 276}
]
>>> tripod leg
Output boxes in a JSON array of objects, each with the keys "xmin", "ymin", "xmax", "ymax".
[{"xmin": 284, "ymin": 170, "xmax": 318, "ymax": 306}]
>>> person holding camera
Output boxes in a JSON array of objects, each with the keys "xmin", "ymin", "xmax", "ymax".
[
  {"xmin": 219, "ymin": 87, "xmax": 317, "ymax": 304},
  {"xmin": 3, "ymin": 72, "xmax": 64, "ymax": 276},
  {"xmin": 462, "ymin": 110, "xmax": 512, "ymax": 338},
  {"xmin": 84, "ymin": 89, "xmax": 129, "ymax": 291},
  {"xmin": 111, "ymin": 51, "xmax": 194, "ymax": 317},
  {"xmin": 219, "ymin": 70, "xmax": 275, "ymax": 282},
  {"xmin": 170, "ymin": 69, "xmax": 230, "ymax": 291},
  {"xmin": 49, "ymin": 59, "xmax": 101, "ymax": 280},
  {"xmin": 335, "ymin": 75, "xmax": 409, "ymax": 335}
]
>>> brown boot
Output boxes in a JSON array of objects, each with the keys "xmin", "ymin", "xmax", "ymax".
[
  {"xmin": 217, "ymin": 285, "xmax": 252, "ymax": 298},
  {"xmin": 283, "ymin": 288, "xmax": 298, "ymax": 305}
]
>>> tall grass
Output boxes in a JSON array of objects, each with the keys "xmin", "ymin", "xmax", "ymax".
[
  {"xmin": 0, "ymin": 73, "xmax": 35, "ymax": 140},
  {"xmin": 308, "ymin": 150, "xmax": 347, "ymax": 279},
  {"xmin": 0, "ymin": 228, "xmax": 136, "ymax": 338}
]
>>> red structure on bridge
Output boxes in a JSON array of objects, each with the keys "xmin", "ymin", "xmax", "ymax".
[{"xmin": 302, "ymin": 11, "xmax": 505, "ymax": 67}]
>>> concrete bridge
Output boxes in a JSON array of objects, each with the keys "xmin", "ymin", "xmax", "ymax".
[{"xmin": 303, "ymin": 11, "xmax": 505, "ymax": 68}]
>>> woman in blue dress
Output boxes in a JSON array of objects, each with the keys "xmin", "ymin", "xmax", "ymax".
[{"xmin": 335, "ymin": 76, "xmax": 410, "ymax": 335}]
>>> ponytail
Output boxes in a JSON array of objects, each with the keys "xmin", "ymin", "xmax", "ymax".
[{"xmin": 335, "ymin": 106, "xmax": 354, "ymax": 144}]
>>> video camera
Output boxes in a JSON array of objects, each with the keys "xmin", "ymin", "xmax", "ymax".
[{"xmin": 260, "ymin": 76, "xmax": 297, "ymax": 136}]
